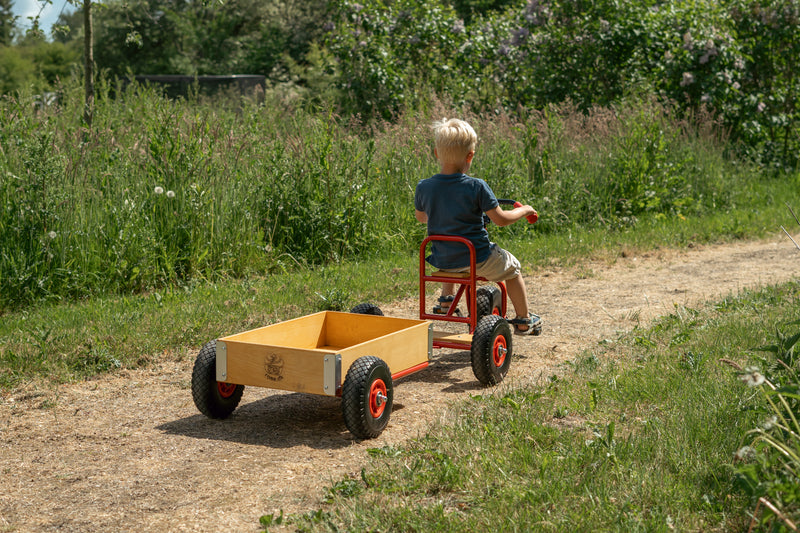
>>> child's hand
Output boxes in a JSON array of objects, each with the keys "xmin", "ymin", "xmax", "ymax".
[{"xmin": 513, "ymin": 202, "xmax": 539, "ymax": 224}]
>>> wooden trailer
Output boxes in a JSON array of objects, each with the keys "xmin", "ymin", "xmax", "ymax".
[
  {"xmin": 191, "ymin": 302, "xmax": 513, "ymax": 439},
  {"xmin": 191, "ymin": 309, "xmax": 433, "ymax": 439}
]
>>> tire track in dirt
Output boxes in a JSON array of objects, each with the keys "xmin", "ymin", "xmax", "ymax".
[{"xmin": 0, "ymin": 236, "xmax": 798, "ymax": 532}]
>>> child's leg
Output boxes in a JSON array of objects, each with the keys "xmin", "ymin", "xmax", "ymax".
[
  {"xmin": 441, "ymin": 282, "xmax": 455, "ymax": 299},
  {"xmin": 505, "ymin": 274, "xmax": 529, "ymax": 320},
  {"xmin": 432, "ymin": 283, "xmax": 456, "ymax": 314},
  {"xmin": 505, "ymin": 274, "xmax": 542, "ymax": 333},
  {"xmin": 475, "ymin": 245, "xmax": 542, "ymax": 334},
  {"xmin": 434, "ymin": 282, "xmax": 456, "ymax": 312}
]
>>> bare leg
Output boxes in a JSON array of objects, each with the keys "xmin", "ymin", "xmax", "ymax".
[
  {"xmin": 439, "ymin": 282, "xmax": 455, "ymax": 308},
  {"xmin": 441, "ymin": 282, "xmax": 455, "ymax": 298},
  {"xmin": 505, "ymin": 274, "xmax": 530, "ymax": 330}
]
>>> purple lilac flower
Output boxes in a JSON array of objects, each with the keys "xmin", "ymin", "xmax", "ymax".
[
  {"xmin": 512, "ymin": 27, "xmax": 530, "ymax": 46},
  {"xmin": 525, "ymin": 0, "xmax": 542, "ymax": 25}
]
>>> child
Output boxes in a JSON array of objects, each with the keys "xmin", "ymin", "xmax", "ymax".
[{"xmin": 414, "ymin": 118, "xmax": 542, "ymax": 334}]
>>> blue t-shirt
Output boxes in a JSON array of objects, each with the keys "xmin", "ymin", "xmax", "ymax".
[{"xmin": 414, "ymin": 173, "xmax": 499, "ymax": 269}]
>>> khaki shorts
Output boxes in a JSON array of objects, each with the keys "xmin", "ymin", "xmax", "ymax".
[{"xmin": 444, "ymin": 244, "xmax": 521, "ymax": 282}]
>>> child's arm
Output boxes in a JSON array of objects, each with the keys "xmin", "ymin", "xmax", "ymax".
[
  {"xmin": 415, "ymin": 209, "xmax": 428, "ymax": 223},
  {"xmin": 485, "ymin": 204, "xmax": 536, "ymax": 227}
]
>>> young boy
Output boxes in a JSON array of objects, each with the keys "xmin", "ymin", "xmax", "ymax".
[{"xmin": 414, "ymin": 117, "xmax": 542, "ymax": 335}]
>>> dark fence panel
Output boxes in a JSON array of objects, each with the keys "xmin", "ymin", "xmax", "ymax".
[{"xmin": 132, "ymin": 75, "xmax": 266, "ymax": 100}]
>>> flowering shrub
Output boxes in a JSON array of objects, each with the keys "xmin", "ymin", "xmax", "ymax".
[
  {"xmin": 325, "ymin": 1, "xmax": 470, "ymax": 119},
  {"xmin": 322, "ymin": 0, "xmax": 800, "ymax": 167}
]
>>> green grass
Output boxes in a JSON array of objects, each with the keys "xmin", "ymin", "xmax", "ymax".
[{"xmin": 288, "ymin": 282, "xmax": 800, "ymax": 532}]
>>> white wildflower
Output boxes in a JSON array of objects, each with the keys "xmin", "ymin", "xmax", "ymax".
[
  {"xmin": 701, "ymin": 94, "xmax": 711, "ymax": 103},
  {"xmin": 680, "ymin": 72, "xmax": 695, "ymax": 87},
  {"xmin": 757, "ymin": 102, "xmax": 766, "ymax": 112},
  {"xmin": 734, "ymin": 445, "xmax": 756, "ymax": 462},
  {"xmin": 166, "ymin": 190, "xmax": 175, "ymax": 198},
  {"xmin": 740, "ymin": 366, "xmax": 766, "ymax": 388},
  {"xmin": 154, "ymin": 186, "xmax": 164, "ymax": 195},
  {"xmin": 47, "ymin": 231, "xmax": 57, "ymax": 240},
  {"xmin": 762, "ymin": 415, "xmax": 778, "ymax": 430},
  {"xmin": 732, "ymin": 81, "xmax": 741, "ymax": 90}
]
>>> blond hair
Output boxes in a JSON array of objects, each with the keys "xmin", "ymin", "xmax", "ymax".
[{"xmin": 432, "ymin": 118, "xmax": 477, "ymax": 165}]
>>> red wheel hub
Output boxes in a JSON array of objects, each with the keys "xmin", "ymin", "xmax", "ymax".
[
  {"xmin": 369, "ymin": 379, "xmax": 388, "ymax": 418},
  {"xmin": 492, "ymin": 335, "xmax": 508, "ymax": 367},
  {"xmin": 217, "ymin": 381, "xmax": 237, "ymax": 398}
]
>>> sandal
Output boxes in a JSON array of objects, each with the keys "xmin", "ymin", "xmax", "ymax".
[
  {"xmin": 509, "ymin": 313, "xmax": 543, "ymax": 336},
  {"xmin": 433, "ymin": 295, "xmax": 462, "ymax": 316}
]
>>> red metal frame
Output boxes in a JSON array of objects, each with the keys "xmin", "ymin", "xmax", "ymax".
[
  {"xmin": 420, "ymin": 235, "xmax": 507, "ymax": 348},
  {"xmin": 392, "ymin": 362, "xmax": 429, "ymax": 380}
]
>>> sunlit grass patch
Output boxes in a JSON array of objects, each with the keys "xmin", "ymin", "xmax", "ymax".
[{"xmin": 294, "ymin": 282, "xmax": 800, "ymax": 532}]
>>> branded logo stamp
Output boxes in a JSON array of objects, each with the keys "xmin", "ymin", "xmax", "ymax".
[{"xmin": 264, "ymin": 353, "xmax": 284, "ymax": 381}]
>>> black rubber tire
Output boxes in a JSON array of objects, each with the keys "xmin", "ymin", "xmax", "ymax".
[
  {"xmin": 191, "ymin": 340, "xmax": 245, "ymax": 419},
  {"xmin": 349, "ymin": 303, "xmax": 384, "ymax": 316},
  {"xmin": 341, "ymin": 356, "xmax": 393, "ymax": 439},
  {"xmin": 470, "ymin": 315, "xmax": 513, "ymax": 386},
  {"xmin": 476, "ymin": 286, "xmax": 503, "ymax": 320}
]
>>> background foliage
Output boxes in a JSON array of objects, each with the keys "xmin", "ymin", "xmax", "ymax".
[{"xmin": 2, "ymin": 0, "xmax": 799, "ymax": 166}]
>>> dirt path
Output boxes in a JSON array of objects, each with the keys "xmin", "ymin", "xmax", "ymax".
[{"xmin": 1, "ymin": 236, "xmax": 798, "ymax": 532}]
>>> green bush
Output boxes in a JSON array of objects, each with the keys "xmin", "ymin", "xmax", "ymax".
[
  {"xmin": 0, "ymin": 45, "xmax": 37, "ymax": 94},
  {"xmin": 321, "ymin": 0, "xmax": 800, "ymax": 167}
]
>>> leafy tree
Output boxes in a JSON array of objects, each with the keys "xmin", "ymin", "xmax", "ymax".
[
  {"xmin": 0, "ymin": 45, "xmax": 36, "ymax": 93},
  {"xmin": 52, "ymin": 6, "xmax": 84, "ymax": 44},
  {"xmin": 728, "ymin": 0, "xmax": 800, "ymax": 169},
  {"xmin": 92, "ymin": 0, "xmax": 328, "ymax": 78},
  {"xmin": 0, "ymin": 0, "xmax": 14, "ymax": 45},
  {"xmin": 93, "ymin": 0, "xmax": 197, "ymax": 76},
  {"xmin": 325, "ymin": 0, "xmax": 470, "ymax": 119}
]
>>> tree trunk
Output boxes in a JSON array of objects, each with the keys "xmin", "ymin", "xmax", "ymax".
[{"xmin": 83, "ymin": 0, "xmax": 94, "ymax": 127}]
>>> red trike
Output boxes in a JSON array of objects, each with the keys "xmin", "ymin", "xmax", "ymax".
[{"xmin": 419, "ymin": 199, "xmax": 539, "ymax": 386}]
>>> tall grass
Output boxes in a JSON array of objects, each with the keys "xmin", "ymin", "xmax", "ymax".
[{"xmin": 0, "ymin": 78, "xmax": 788, "ymax": 310}]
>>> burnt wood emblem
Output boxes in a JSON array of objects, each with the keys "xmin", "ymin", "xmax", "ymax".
[{"xmin": 264, "ymin": 353, "xmax": 284, "ymax": 381}]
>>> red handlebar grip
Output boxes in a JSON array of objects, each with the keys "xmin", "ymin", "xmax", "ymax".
[{"xmin": 513, "ymin": 201, "xmax": 538, "ymax": 224}]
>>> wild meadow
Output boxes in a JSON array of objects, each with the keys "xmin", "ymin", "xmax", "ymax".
[{"xmin": 0, "ymin": 80, "xmax": 788, "ymax": 311}]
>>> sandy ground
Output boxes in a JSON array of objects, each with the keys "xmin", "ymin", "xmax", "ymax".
[{"xmin": 0, "ymin": 235, "xmax": 798, "ymax": 532}]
